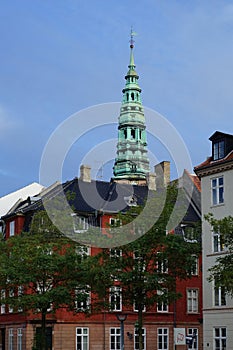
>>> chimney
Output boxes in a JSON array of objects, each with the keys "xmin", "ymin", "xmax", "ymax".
[
  {"xmin": 146, "ymin": 172, "xmax": 156, "ymax": 191},
  {"xmin": 154, "ymin": 161, "xmax": 170, "ymax": 188},
  {"xmin": 80, "ymin": 165, "xmax": 91, "ymax": 183}
]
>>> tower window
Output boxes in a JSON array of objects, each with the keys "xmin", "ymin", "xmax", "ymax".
[
  {"xmin": 131, "ymin": 92, "xmax": 134, "ymax": 101},
  {"xmin": 126, "ymin": 93, "xmax": 129, "ymax": 101},
  {"xmin": 131, "ymin": 129, "xmax": 136, "ymax": 139},
  {"xmin": 124, "ymin": 130, "xmax": 127, "ymax": 139}
]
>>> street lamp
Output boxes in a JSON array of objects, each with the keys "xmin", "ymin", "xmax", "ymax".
[{"xmin": 116, "ymin": 314, "xmax": 127, "ymax": 350}]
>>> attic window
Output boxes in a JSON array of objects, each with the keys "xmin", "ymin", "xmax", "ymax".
[
  {"xmin": 9, "ymin": 221, "xmax": 15, "ymax": 237},
  {"xmin": 213, "ymin": 140, "xmax": 225, "ymax": 160}
]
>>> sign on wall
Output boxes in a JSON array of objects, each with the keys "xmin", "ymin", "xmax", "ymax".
[{"xmin": 174, "ymin": 328, "xmax": 186, "ymax": 345}]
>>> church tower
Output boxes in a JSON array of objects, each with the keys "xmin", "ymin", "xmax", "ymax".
[{"xmin": 113, "ymin": 30, "xmax": 150, "ymax": 184}]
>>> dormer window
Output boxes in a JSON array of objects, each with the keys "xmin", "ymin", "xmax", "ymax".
[{"xmin": 213, "ymin": 140, "xmax": 225, "ymax": 160}]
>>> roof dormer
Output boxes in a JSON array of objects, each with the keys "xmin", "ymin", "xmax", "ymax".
[{"xmin": 209, "ymin": 131, "xmax": 233, "ymax": 161}]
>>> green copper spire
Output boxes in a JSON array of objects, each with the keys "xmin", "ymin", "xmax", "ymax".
[{"xmin": 113, "ymin": 30, "xmax": 150, "ymax": 184}]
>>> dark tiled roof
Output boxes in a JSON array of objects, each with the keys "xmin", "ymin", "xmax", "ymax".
[
  {"xmin": 2, "ymin": 171, "xmax": 201, "ymax": 228},
  {"xmin": 3, "ymin": 178, "xmax": 148, "ymax": 218}
]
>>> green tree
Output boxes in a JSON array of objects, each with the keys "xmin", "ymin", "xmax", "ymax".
[
  {"xmin": 91, "ymin": 185, "xmax": 201, "ymax": 350},
  {"xmin": 0, "ymin": 211, "xmax": 90, "ymax": 350},
  {"xmin": 205, "ymin": 214, "xmax": 233, "ymax": 295}
]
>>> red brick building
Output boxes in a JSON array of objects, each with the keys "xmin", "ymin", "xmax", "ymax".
[{"xmin": 0, "ymin": 166, "xmax": 202, "ymax": 350}]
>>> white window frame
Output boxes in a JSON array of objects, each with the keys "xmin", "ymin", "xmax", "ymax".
[
  {"xmin": 18, "ymin": 286, "xmax": 24, "ymax": 312},
  {"xmin": 110, "ymin": 248, "xmax": 122, "ymax": 258},
  {"xmin": 9, "ymin": 288, "xmax": 14, "ymax": 313},
  {"xmin": 190, "ymin": 255, "xmax": 198, "ymax": 276},
  {"xmin": 110, "ymin": 328, "xmax": 120, "ymax": 350},
  {"xmin": 133, "ymin": 251, "xmax": 146, "ymax": 272},
  {"xmin": 213, "ymin": 231, "xmax": 225, "ymax": 253},
  {"xmin": 17, "ymin": 328, "xmax": 23, "ymax": 350},
  {"xmin": 109, "ymin": 218, "xmax": 122, "ymax": 231},
  {"xmin": 76, "ymin": 327, "xmax": 89, "ymax": 350},
  {"xmin": 211, "ymin": 176, "xmax": 224, "ymax": 206},
  {"xmin": 1, "ymin": 289, "xmax": 6, "ymax": 314},
  {"xmin": 109, "ymin": 286, "xmax": 122, "ymax": 311},
  {"xmin": 134, "ymin": 301, "xmax": 146, "ymax": 312},
  {"xmin": 157, "ymin": 328, "xmax": 168, "ymax": 350},
  {"xmin": 187, "ymin": 289, "xmax": 198, "ymax": 313},
  {"xmin": 187, "ymin": 328, "xmax": 198, "ymax": 350},
  {"xmin": 213, "ymin": 140, "xmax": 225, "ymax": 160},
  {"xmin": 72, "ymin": 215, "xmax": 89, "ymax": 233},
  {"xmin": 213, "ymin": 327, "xmax": 226, "ymax": 350},
  {"xmin": 75, "ymin": 288, "xmax": 90, "ymax": 312},
  {"xmin": 214, "ymin": 282, "xmax": 226, "ymax": 307},
  {"xmin": 157, "ymin": 289, "xmax": 168, "ymax": 313},
  {"xmin": 9, "ymin": 328, "xmax": 13, "ymax": 350},
  {"xmin": 9, "ymin": 221, "xmax": 15, "ymax": 237},
  {"xmin": 157, "ymin": 252, "xmax": 168, "ymax": 274},
  {"xmin": 77, "ymin": 245, "xmax": 90, "ymax": 258},
  {"xmin": 134, "ymin": 328, "xmax": 146, "ymax": 350}
]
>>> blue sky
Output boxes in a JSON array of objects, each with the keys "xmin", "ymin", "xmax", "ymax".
[{"xmin": 1, "ymin": 0, "xmax": 233, "ymax": 197}]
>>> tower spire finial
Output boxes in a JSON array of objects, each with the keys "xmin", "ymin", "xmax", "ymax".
[
  {"xmin": 129, "ymin": 27, "xmax": 137, "ymax": 68},
  {"xmin": 130, "ymin": 27, "xmax": 136, "ymax": 48}
]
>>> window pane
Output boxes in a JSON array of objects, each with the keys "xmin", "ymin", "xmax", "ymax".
[
  {"xmin": 219, "ymin": 177, "xmax": 223, "ymax": 186},
  {"xmin": 212, "ymin": 179, "xmax": 217, "ymax": 187},
  {"xmin": 219, "ymin": 188, "xmax": 224, "ymax": 203},
  {"xmin": 212, "ymin": 188, "xmax": 217, "ymax": 205}
]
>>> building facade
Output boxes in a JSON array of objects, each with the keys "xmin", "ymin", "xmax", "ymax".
[
  {"xmin": 0, "ymin": 165, "xmax": 202, "ymax": 350},
  {"xmin": 195, "ymin": 131, "xmax": 233, "ymax": 350},
  {"xmin": 0, "ymin": 35, "xmax": 203, "ymax": 350}
]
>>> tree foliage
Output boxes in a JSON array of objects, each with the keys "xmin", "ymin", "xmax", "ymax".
[
  {"xmin": 205, "ymin": 213, "xmax": 233, "ymax": 296},
  {"xmin": 91, "ymin": 185, "xmax": 201, "ymax": 350},
  {"xmin": 0, "ymin": 211, "xmax": 90, "ymax": 350}
]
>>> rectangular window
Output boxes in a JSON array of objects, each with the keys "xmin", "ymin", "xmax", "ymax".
[
  {"xmin": 187, "ymin": 289, "xmax": 198, "ymax": 313},
  {"xmin": 110, "ymin": 328, "xmax": 120, "ymax": 350},
  {"xmin": 157, "ymin": 252, "xmax": 168, "ymax": 274},
  {"xmin": 213, "ymin": 232, "xmax": 225, "ymax": 253},
  {"xmin": 73, "ymin": 215, "xmax": 89, "ymax": 233},
  {"xmin": 17, "ymin": 328, "xmax": 23, "ymax": 350},
  {"xmin": 134, "ymin": 301, "xmax": 146, "ymax": 312},
  {"xmin": 9, "ymin": 289, "xmax": 14, "ymax": 313},
  {"xmin": 109, "ymin": 218, "xmax": 122, "ymax": 228},
  {"xmin": 77, "ymin": 245, "xmax": 90, "ymax": 258},
  {"xmin": 214, "ymin": 282, "xmax": 226, "ymax": 307},
  {"xmin": 157, "ymin": 289, "xmax": 168, "ymax": 312},
  {"xmin": 157, "ymin": 328, "xmax": 168, "ymax": 350},
  {"xmin": 214, "ymin": 327, "xmax": 226, "ymax": 350},
  {"xmin": 134, "ymin": 328, "xmax": 146, "ymax": 350},
  {"xmin": 76, "ymin": 328, "xmax": 89, "ymax": 350},
  {"xmin": 1, "ymin": 289, "xmax": 6, "ymax": 314},
  {"xmin": 213, "ymin": 140, "xmax": 225, "ymax": 160},
  {"xmin": 75, "ymin": 288, "xmax": 90, "ymax": 312},
  {"xmin": 110, "ymin": 248, "xmax": 122, "ymax": 258},
  {"xmin": 190, "ymin": 256, "xmax": 198, "ymax": 276},
  {"xmin": 110, "ymin": 286, "xmax": 122, "ymax": 311},
  {"xmin": 9, "ymin": 328, "xmax": 13, "ymax": 350},
  {"xmin": 18, "ymin": 286, "xmax": 24, "ymax": 312},
  {"xmin": 9, "ymin": 221, "xmax": 15, "ymax": 236},
  {"xmin": 212, "ymin": 177, "xmax": 224, "ymax": 205},
  {"xmin": 134, "ymin": 251, "xmax": 146, "ymax": 272},
  {"xmin": 187, "ymin": 328, "xmax": 198, "ymax": 350}
]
